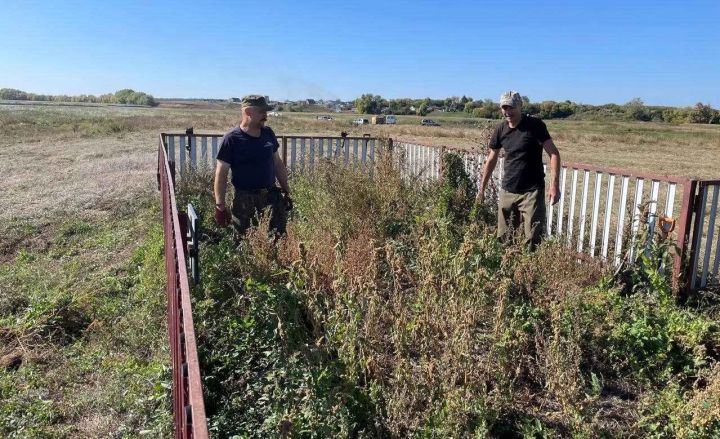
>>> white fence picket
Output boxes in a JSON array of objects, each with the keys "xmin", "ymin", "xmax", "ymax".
[
  {"xmin": 567, "ymin": 169, "xmax": 578, "ymax": 246},
  {"xmin": 350, "ymin": 139, "xmax": 356, "ymax": 169},
  {"xmin": 629, "ymin": 178, "xmax": 645, "ymax": 262},
  {"xmin": 167, "ymin": 136, "xmax": 176, "ymax": 165},
  {"xmin": 614, "ymin": 176, "xmax": 630, "ymax": 266},
  {"xmin": 557, "ymin": 167, "xmax": 568, "ymax": 236},
  {"xmin": 178, "ymin": 136, "xmax": 186, "ymax": 175},
  {"xmin": 691, "ymin": 186, "xmax": 709, "ymax": 289},
  {"xmin": 665, "ymin": 183, "xmax": 677, "ymax": 218},
  {"xmin": 547, "ymin": 183, "xmax": 555, "ymax": 238},
  {"xmin": 290, "ymin": 138, "xmax": 297, "ymax": 172},
  {"xmin": 189, "ymin": 136, "xmax": 197, "ymax": 169},
  {"xmin": 201, "ymin": 137, "xmax": 208, "ymax": 167},
  {"xmin": 300, "ymin": 138, "xmax": 306, "ymax": 173},
  {"xmin": 309, "ymin": 138, "xmax": 315, "ymax": 171},
  {"xmin": 601, "ymin": 174, "xmax": 616, "ymax": 259},
  {"xmin": 700, "ymin": 186, "xmax": 719, "ymax": 287},
  {"xmin": 578, "ymin": 171, "xmax": 590, "ymax": 253},
  {"xmin": 648, "ymin": 180, "xmax": 661, "ymax": 238},
  {"xmin": 211, "ymin": 137, "xmax": 218, "ymax": 162},
  {"xmin": 589, "ymin": 173, "xmax": 603, "ymax": 256}
]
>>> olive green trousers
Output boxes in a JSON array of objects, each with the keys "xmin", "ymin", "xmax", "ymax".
[{"xmin": 497, "ymin": 187, "xmax": 546, "ymax": 250}]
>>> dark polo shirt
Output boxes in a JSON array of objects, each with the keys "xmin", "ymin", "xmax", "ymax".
[
  {"xmin": 489, "ymin": 115, "xmax": 551, "ymax": 193},
  {"xmin": 216, "ymin": 126, "xmax": 280, "ymax": 190}
]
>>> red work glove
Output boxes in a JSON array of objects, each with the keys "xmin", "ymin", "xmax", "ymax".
[{"xmin": 215, "ymin": 205, "xmax": 230, "ymax": 227}]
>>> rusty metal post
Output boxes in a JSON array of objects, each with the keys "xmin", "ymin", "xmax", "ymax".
[
  {"xmin": 685, "ymin": 181, "xmax": 707, "ymax": 298},
  {"xmin": 674, "ymin": 179, "xmax": 698, "ymax": 298}
]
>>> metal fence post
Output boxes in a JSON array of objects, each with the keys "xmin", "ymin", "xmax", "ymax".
[
  {"xmin": 675, "ymin": 179, "xmax": 698, "ymax": 298},
  {"xmin": 185, "ymin": 127, "xmax": 194, "ymax": 172}
]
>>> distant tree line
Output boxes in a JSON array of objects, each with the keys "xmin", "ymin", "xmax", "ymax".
[
  {"xmin": 354, "ymin": 94, "xmax": 472, "ymax": 116},
  {"xmin": 0, "ymin": 88, "xmax": 158, "ymax": 107},
  {"xmin": 354, "ymin": 94, "xmax": 720, "ymax": 124}
]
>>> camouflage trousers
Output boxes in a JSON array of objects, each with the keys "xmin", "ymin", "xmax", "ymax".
[{"xmin": 231, "ymin": 187, "xmax": 287, "ymax": 238}]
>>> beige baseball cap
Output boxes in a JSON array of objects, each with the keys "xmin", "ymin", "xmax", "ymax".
[{"xmin": 499, "ymin": 91, "xmax": 523, "ymax": 107}]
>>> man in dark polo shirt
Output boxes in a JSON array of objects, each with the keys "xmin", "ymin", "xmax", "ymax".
[
  {"xmin": 213, "ymin": 95, "xmax": 291, "ymax": 237},
  {"xmin": 477, "ymin": 91, "xmax": 561, "ymax": 250}
]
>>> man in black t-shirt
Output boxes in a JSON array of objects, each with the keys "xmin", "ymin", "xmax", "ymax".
[
  {"xmin": 477, "ymin": 91, "xmax": 561, "ymax": 250},
  {"xmin": 213, "ymin": 95, "xmax": 292, "ymax": 237}
]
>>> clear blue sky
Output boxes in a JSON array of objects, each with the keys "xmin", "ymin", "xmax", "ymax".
[{"xmin": 2, "ymin": 0, "xmax": 718, "ymax": 106}]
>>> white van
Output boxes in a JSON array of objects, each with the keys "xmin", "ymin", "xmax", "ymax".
[{"xmin": 386, "ymin": 115, "xmax": 397, "ymax": 124}]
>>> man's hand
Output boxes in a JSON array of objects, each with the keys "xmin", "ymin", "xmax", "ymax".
[
  {"xmin": 546, "ymin": 183, "xmax": 560, "ymax": 205},
  {"xmin": 215, "ymin": 205, "xmax": 230, "ymax": 227}
]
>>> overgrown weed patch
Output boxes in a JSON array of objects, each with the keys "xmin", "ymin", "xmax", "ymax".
[{"xmin": 181, "ymin": 150, "xmax": 720, "ymax": 437}]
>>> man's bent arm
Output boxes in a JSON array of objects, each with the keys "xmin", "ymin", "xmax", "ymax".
[
  {"xmin": 478, "ymin": 148, "xmax": 500, "ymax": 199},
  {"xmin": 214, "ymin": 160, "xmax": 231, "ymax": 207},
  {"xmin": 543, "ymin": 139, "xmax": 561, "ymax": 204},
  {"xmin": 273, "ymin": 152, "xmax": 290, "ymax": 194}
]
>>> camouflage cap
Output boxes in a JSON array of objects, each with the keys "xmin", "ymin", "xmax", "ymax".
[
  {"xmin": 499, "ymin": 91, "xmax": 523, "ymax": 108},
  {"xmin": 241, "ymin": 95, "xmax": 272, "ymax": 110}
]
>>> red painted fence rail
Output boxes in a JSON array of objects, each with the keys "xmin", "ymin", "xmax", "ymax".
[{"xmin": 157, "ymin": 135, "xmax": 209, "ymax": 438}]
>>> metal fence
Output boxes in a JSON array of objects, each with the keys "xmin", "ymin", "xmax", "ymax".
[
  {"xmin": 163, "ymin": 130, "xmax": 719, "ymax": 295},
  {"xmin": 156, "ymin": 129, "xmax": 719, "ymax": 438},
  {"xmin": 688, "ymin": 180, "xmax": 720, "ymax": 290},
  {"xmin": 162, "ymin": 131, "xmax": 380, "ymax": 176},
  {"xmin": 393, "ymin": 139, "xmax": 720, "ymax": 293},
  {"xmin": 157, "ymin": 135, "xmax": 209, "ymax": 439}
]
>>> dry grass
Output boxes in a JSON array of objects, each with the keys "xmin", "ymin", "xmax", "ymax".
[{"xmin": 0, "ymin": 131, "xmax": 158, "ymax": 257}]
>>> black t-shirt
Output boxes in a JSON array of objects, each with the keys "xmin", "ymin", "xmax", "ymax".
[
  {"xmin": 489, "ymin": 115, "xmax": 550, "ymax": 193},
  {"xmin": 216, "ymin": 126, "xmax": 280, "ymax": 190}
]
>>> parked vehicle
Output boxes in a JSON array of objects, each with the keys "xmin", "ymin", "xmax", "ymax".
[
  {"xmin": 421, "ymin": 119, "xmax": 440, "ymax": 126},
  {"xmin": 371, "ymin": 115, "xmax": 385, "ymax": 124},
  {"xmin": 316, "ymin": 115, "xmax": 333, "ymax": 121},
  {"xmin": 385, "ymin": 115, "xmax": 397, "ymax": 124},
  {"xmin": 268, "ymin": 111, "xmax": 282, "ymax": 116},
  {"xmin": 352, "ymin": 118, "xmax": 369, "ymax": 125}
]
